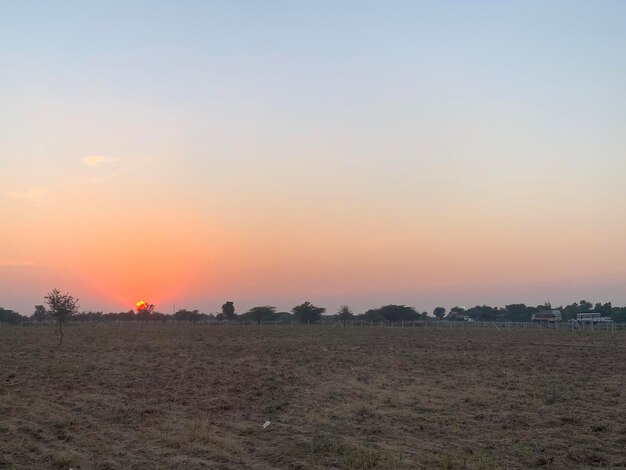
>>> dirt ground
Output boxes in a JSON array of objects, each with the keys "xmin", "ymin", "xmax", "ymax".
[{"xmin": 0, "ymin": 323, "xmax": 624, "ymax": 469}]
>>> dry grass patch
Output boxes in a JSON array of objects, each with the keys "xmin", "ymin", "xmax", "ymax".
[{"xmin": 1, "ymin": 324, "xmax": 625, "ymax": 469}]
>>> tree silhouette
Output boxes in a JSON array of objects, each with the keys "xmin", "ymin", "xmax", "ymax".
[
  {"xmin": 292, "ymin": 301, "xmax": 325, "ymax": 324},
  {"xmin": 364, "ymin": 305, "xmax": 419, "ymax": 322},
  {"xmin": 337, "ymin": 305, "xmax": 354, "ymax": 325},
  {"xmin": 173, "ymin": 309, "xmax": 200, "ymax": 322},
  {"xmin": 44, "ymin": 289, "xmax": 79, "ymax": 346},
  {"xmin": 32, "ymin": 304, "xmax": 49, "ymax": 322},
  {"xmin": 246, "ymin": 306, "xmax": 276, "ymax": 324},
  {"xmin": 0, "ymin": 308, "xmax": 25, "ymax": 324},
  {"xmin": 433, "ymin": 307, "xmax": 446, "ymax": 320},
  {"xmin": 222, "ymin": 301, "xmax": 236, "ymax": 320},
  {"xmin": 504, "ymin": 304, "xmax": 533, "ymax": 322},
  {"xmin": 136, "ymin": 303, "xmax": 155, "ymax": 322}
]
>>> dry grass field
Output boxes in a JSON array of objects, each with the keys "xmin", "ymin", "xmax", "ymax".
[{"xmin": 1, "ymin": 324, "xmax": 625, "ymax": 469}]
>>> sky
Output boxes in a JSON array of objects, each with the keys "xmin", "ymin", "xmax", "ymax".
[{"xmin": 1, "ymin": 1, "xmax": 626, "ymax": 316}]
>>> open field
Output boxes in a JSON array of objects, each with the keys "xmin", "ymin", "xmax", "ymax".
[{"xmin": 1, "ymin": 324, "xmax": 625, "ymax": 469}]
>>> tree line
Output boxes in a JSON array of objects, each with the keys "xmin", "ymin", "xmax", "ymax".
[{"xmin": 2, "ymin": 295, "xmax": 626, "ymax": 325}]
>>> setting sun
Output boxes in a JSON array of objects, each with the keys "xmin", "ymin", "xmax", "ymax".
[{"xmin": 135, "ymin": 301, "xmax": 146, "ymax": 311}]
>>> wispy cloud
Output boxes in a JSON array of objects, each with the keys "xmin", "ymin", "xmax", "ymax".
[
  {"xmin": 4, "ymin": 186, "xmax": 47, "ymax": 202},
  {"xmin": 82, "ymin": 155, "xmax": 118, "ymax": 168}
]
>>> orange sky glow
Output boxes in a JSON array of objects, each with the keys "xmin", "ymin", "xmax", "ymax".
[{"xmin": 2, "ymin": 2, "xmax": 626, "ymax": 315}]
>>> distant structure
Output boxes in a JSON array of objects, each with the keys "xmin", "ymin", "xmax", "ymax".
[
  {"xmin": 447, "ymin": 311, "xmax": 468, "ymax": 321},
  {"xmin": 575, "ymin": 312, "xmax": 613, "ymax": 324},
  {"xmin": 531, "ymin": 310, "xmax": 562, "ymax": 322}
]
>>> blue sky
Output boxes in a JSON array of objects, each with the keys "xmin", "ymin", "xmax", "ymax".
[{"xmin": 2, "ymin": 1, "xmax": 626, "ymax": 315}]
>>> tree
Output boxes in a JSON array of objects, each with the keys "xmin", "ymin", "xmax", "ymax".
[
  {"xmin": 364, "ymin": 305, "xmax": 419, "ymax": 322},
  {"xmin": 32, "ymin": 304, "xmax": 50, "ymax": 322},
  {"xmin": 579, "ymin": 299, "xmax": 593, "ymax": 312},
  {"xmin": 292, "ymin": 301, "xmax": 325, "ymax": 324},
  {"xmin": 246, "ymin": 306, "xmax": 276, "ymax": 324},
  {"xmin": 611, "ymin": 307, "xmax": 626, "ymax": 322},
  {"xmin": 594, "ymin": 302, "xmax": 612, "ymax": 315},
  {"xmin": 136, "ymin": 303, "xmax": 155, "ymax": 322},
  {"xmin": 466, "ymin": 305, "xmax": 502, "ymax": 321},
  {"xmin": 173, "ymin": 309, "xmax": 200, "ymax": 322},
  {"xmin": 561, "ymin": 302, "xmax": 579, "ymax": 321},
  {"xmin": 221, "ymin": 301, "xmax": 236, "ymax": 320},
  {"xmin": 0, "ymin": 308, "xmax": 25, "ymax": 324},
  {"xmin": 504, "ymin": 304, "xmax": 533, "ymax": 322},
  {"xmin": 337, "ymin": 305, "xmax": 354, "ymax": 325},
  {"xmin": 433, "ymin": 307, "xmax": 446, "ymax": 320},
  {"xmin": 44, "ymin": 289, "xmax": 79, "ymax": 346},
  {"xmin": 120, "ymin": 310, "xmax": 136, "ymax": 321}
]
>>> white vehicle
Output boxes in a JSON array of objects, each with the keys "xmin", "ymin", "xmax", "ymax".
[{"xmin": 575, "ymin": 312, "xmax": 613, "ymax": 324}]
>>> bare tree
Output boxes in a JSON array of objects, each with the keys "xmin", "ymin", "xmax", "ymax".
[
  {"xmin": 44, "ymin": 289, "xmax": 79, "ymax": 346},
  {"xmin": 137, "ymin": 302, "xmax": 155, "ymax": 322},
  {"xmin": 337, "ymin": 305, "xmax": 354, "ymax": 326}
]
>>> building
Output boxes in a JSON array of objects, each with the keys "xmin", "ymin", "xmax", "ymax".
[{"xmin": 531, "ymin": 310, "xmax": 562, "ymax": 322}]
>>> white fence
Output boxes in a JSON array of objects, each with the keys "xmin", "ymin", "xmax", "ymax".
[
  {"xmin": 6, "ymin": 319, "xmax": 625, "ymax": 332},
  {"xmin": 82, "ymin": 319, "xmax": 626, "ymax": 332}
]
